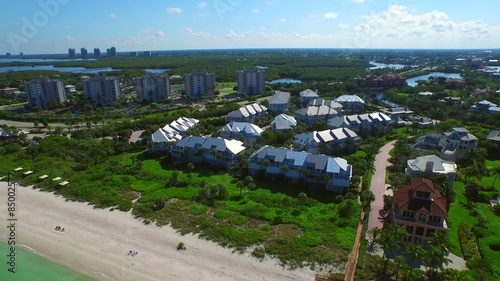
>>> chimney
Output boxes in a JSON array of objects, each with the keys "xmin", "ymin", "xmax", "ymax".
[{"xmin": 425, "ymin": 161, "xmax": 434, "ymax": 177}]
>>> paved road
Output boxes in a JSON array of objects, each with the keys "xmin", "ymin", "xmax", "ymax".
[
  {"xmin": 0, "ymin": 119, "xmax": 67, "ymax": 129},
  {"xmin": 367, "ymin": 140, "xmax": 396, "ymax": 232}
]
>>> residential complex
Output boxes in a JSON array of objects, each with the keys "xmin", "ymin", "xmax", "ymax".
[
  {"xmin": 333, "ymin": 95, "xmax": 365, "ymax": 113},
  {"xmin": 469, "ymin": 100, "xmax": 500, "ymax": 114},
  {"xmin": 271, "ymin": 114, "xmax": 297, "ymax": 132},
  {"xmin": 136, "ymin": 73, "xmax": 170, "ymax": 103},
  {"xmin": 328, "ymin": 112, "xmax": 392, "ymax": 133},
  {"xmin": 294, "ymin": 128, "xmax": 360, "ymax": 154},
  {"xmin": 83, "ymin": 75, "xmax": 121, "ymax": 106},
  {"xmin": 237, "ymin": 67, "xmax": 266, "ymax": 96},
  {"xmin": 24, "ymin": 77, "xmax": 67, "ymax": 109},
  {"xmin": 218, "ymin": 122, "xmax": 264, "ymax": 144},
  {"xmin": 268, "ymin": 91, "xmax": 291, "ymax": 113},
  {"xmin": 93, "ymin": 48, "xmax": 101, "ymax": 58},
  {"xmin": 81, "ymin": 48, "xmax": 88, "ymax": 59},
  {"xmin": 299, "ymin": 89, "xmax": 319, "ymax": 105},
  {"xmin": 226, "ymin": 103, "xmax": 267, "ymax": 123},
  {"xmin": 406, "ymin": 155, "xmax": 457, "ymax": 187},
  {"xmin": 440, "ymin": 127, "xmax": 478, "ymax": 161},
  {"xmin": 308, "ymin": 98, "xmax": 343, "ymax": 112},
  {"xmin": 171, "ymin": 136, "xmax": 246, "ymax": 168},
  {"xmin": 149, "ymin": 117, "xmax": 199, "ymax": 152},
  {"xmin": 106, "ymin": 46, "xmax": 117, "ymax": 57},
  {"xmin": 184, "ymin": 70, "xmax": 216, "ymax": 99},
  {"xmin": 248, "ymin": 146, "xmax": 352, "ymax": 193},
  {"xmin": 295, "ymin": 106, "xmax": 339, "ymax": 126},
  {"xmin": 68, "ymin": 48, "xmax": 76, "ymax": 58},
  {"xmin": 390, "ymin": 178, "xmax": 449, "ymax": 245}
]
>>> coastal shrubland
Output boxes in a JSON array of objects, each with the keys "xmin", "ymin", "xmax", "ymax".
[{"xmin": 0, "ymin": 136, "xmax": 359, "ymax": 268}]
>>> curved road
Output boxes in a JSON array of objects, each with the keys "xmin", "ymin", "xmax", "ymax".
[{"xmin": 367, "ymin": 140, "xmax": 396, "ymax": 232}]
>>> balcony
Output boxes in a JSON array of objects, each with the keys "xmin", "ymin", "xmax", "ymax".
[{"xmin": 394, "ymin": 216, "xmax": 448, "ymax": 229}]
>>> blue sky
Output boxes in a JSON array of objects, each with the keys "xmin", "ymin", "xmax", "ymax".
[{"xmin": 1, "ymin": 0, "xmax": 500, "ymax": 54}]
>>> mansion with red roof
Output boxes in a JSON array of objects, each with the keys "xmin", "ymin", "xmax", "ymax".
[{"xmin": 390, "ymin": 178, "xmax": 448, "ymax": 245}]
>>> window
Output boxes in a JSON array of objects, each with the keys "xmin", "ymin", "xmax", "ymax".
[
  {"xmin": 402, "ymin": 210, "xmax": 414, "ymax": 218},
  {"xmin": 406, "ymin": 225, "xmax": 414, "ymax": 234},
  {"xmin": 415, "ymin": 227, "xmax": 424, "ymax": 236},
  {"xmin": 430, "ymin": 216, "xmax": 441, "ymax": 223},
  {"xmin": 418, "ymin": 213, "xmax": 427, "ymax": 223}
]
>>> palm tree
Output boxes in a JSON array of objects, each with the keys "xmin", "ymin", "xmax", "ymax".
[
  {"xmin": 377, "ymin": 224, "xmax": 408, "ymax": 276},
  {"xmin": 490, "ymin": 166, "xmax": 500, "ymax": 189},
  {"xmin": 297, "ymin": 192, "xmax": 308, "ymax": 205},
  {"xmin": 367, "ymin": 227, "xmax": 381, "ymax": 246},
  {"xmin": 403, "ymin": 242, "xmax": 422, "ymax": 280}
]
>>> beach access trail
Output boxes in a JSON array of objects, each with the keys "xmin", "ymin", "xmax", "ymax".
[{"xmin": 0, "ymin": 183, "xmax": 314, "ymax": 281}]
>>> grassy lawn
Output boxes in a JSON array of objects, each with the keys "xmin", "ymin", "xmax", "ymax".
[{"xmin": 448, "ymin": 179, "xmax": 500, "ymax": 279}]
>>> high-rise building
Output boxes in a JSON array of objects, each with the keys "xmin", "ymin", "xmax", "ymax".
[
  {"xmin": 6, "ymin": 53, "xmax": 11, "ymax": 57},
  {"xmin": 68, "ymin": 48, "xmax": 76, "ymax": 58},
  {"xmin": 237, "ymin": 67, "xmax": 266, "ymax": 96},
  {"xmin": 80, "ymin": 48, "xmax": 88, "ymax": 59},
  {"xmin": 93, "ymin": 48, "xmax": 100, "ymax": 58},
  {"xmin": 24, "ymin": 77, "xmax": 67, "ymax": 109},
  {"xmin": 143, "ymin": 51, "xmax": 152, "ymax": 57},
  {"xmin": 83, "ymin": 75, "xmax": 120, "ymax": 106},
  {"xmin": 19, "ymin": 52, "xmax": 23, "ymax": 57},
  {"xmin": 136, "ymin": 73, "xmax": 170, "ymax": 103},
  {"xmin": 106, "ymin": 46, "xmax": 117, "ymax": 57},
  {"xmin": 184, "ymin": 70, "xmax": 216, "ymax": 100},
  {"xmin": 129, "ymin": 51, "xmax": 138, "ymax": 57}
]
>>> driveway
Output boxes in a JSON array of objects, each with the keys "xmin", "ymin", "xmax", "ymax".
[{"xmin": 367, "ymin": 140, "xmax": 396, "ymax": 232}]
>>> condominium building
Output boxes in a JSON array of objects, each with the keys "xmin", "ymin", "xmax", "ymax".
[
  {"xmin": 93, "ymin": 48, "xmax": 101, "ymax": 58},
  {"xmin": 83, "ymin": 75, "xmax": 120, "ymax": 106},
  {"xmin": 237, "ymin": 67, "xmax": 266, "ymax": 96},
  {"xmin": 184, "ymin": 70, "xmax": 216, "ymax": 99},
  {"xmin": 24, "ymin": 77, "xmax": 67, "ymax": 109},
  {"xmin": 68, "ymin": 48, "xmax": 76, "ymax": 58},
  {"xmin": 80, "ymin": 48, "xmax": 88, "ymax": 59},
  {"xmin": 248, "ymin": 146, "xmax": 352, "ymax": 193},
  {"xmin": 106, "ymin": 46, "xmax": 117, "ymax": 57},
  {"xmin": 136, "ymin": 73, "xmax": 170, "ymax": 103}
]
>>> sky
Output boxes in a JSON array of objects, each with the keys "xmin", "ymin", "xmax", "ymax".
[{"xmin": 1, "ymin": 0, "xmax": 500, "ymax": 54}]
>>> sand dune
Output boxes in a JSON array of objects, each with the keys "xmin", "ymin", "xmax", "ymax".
[{"xmin": 0, "ymin": 182, "xmax": 314, "ymax": 281}]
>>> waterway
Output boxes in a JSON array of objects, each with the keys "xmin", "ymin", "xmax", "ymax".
[
  {"xmin": 405, "ymin": 72, "xmax": 461, "ymax": 87},
  {"xmin": 268, "ymin": 78, "xmax": 302, "ymax": 84},
  {"xmin": 369, "ymin": 61, "xmax": 418, "ymax": 70},
  {"xmin": 0, "ymin": 65, "xmax": 116, "ymax": 74},
  {"xmin": 0, "ymin": 242, "xmax": 96, "ymax": 281}
]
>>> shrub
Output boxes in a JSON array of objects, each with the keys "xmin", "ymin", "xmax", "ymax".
[
  {"xmin": 117, "ymin": 200, "xmax": 133, "ymax": 212},
  {"xmin": 261, "ymin": 224, "xmax": 272, "ymax": 232},
  {"xmin": 190, "ymin": 204, "xmax": 208, "ymax": 215},
  {"xmin": 252, "ymin": 245, "xmax": 266, "ymax": 260},
  {"xmin": 232, "ymin": 215, "xmax": 248, "ymax": 225},
  {"xmin": 213, "ymin": 209, "xmax": 232, "ymax": 219},
  {"xmin": 177, "ymin": 242, "xmax": 186, "ymax": 250}
]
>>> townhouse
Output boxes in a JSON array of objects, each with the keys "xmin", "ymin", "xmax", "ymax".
[{"xmin": 294, "ymin": 128, "xmax": 360, "ymax": 154}]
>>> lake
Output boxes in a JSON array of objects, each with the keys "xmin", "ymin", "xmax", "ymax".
[
  {"xmin": 406, "ymin": 72, "xmax": 462, "ymax": 87},
  {"xmin": 0, "ymin": 242, "xmax": 96, "ymax": 281},
  {"xmin": 268, "ymin": 78, "xmax": 302, "ymax": 84},
  {"xmin": 0, "ymin": 58, "xmax": 96, "ymax": 63},
  {"xmin": 0, "ymin": 65, "xmax": 116, "ymax": 74},
  {"xmin": 145, "ymin": 69, "xmax": 171, "ymax": 73},
  {"xmin": 369, "ymin": 61, "xmax": 417, "ymax": 70}
]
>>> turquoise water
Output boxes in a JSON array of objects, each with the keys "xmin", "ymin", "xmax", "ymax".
[{"xmin": 0, "ymin": 242, "xmax": 96, "ymax": 281}]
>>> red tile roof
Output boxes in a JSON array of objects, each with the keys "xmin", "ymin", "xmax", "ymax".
[{"xmin": 393, "ymin": 178, "xmax": 447, "ymax": 217}]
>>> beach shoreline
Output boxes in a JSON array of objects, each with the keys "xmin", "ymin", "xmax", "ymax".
[{"xmin": 0, "ymin": 182, "xmax": 315, "ymax": 281}]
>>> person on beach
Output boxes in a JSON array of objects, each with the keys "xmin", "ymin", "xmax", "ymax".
[
  {"xmin": 55, "ymin": 226, "xmax": 60, "ymax": 230},
  {"xmin": 61, "ymin": 228, "xmax": 65, "ymax": 232}
]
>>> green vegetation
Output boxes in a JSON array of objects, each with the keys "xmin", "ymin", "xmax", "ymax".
[{"xmin": 0, "ymin": 137, "xmax": 360, "ymax": 267}]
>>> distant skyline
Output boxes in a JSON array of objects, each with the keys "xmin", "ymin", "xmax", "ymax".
[{"xmin": 1, "ymin": 0, "xmax": 500, "ymax": 54}]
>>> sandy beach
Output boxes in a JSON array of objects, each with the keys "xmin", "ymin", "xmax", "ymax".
[{"xmin": 0, "ymin": 182, "xmax": 315, "ymax": 281}]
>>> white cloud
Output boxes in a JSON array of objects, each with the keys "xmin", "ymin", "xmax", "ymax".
[
  {"xmin": 338, "ymin": 23, "xmax": 350, "ymax": 29},
  {"xmin": 198, "ymin": 2, "xmax": 207, "ymax": 9},
  {"xmin": 252, "ymin": 9, "xmax": 260, "ymax": 14},
  {"xmin": 280, "ymin": 18, "xmax": 286, "ymax": 23},
  {"xmin": 352, "ymin": 0, "xmax": 365, "ymax": 3},
  {"xmin": 167, "ymin": 7, "xmax": 182, "ymax": 14},
  {"xmin": 324, "ymin": 12, "xmax": 338, "ymax": 20},
  {"xmin": 108, "ymin": 13, "xmax": 117, "ymax": 19},
  {"xmin": 350, "ymin": 5, "xmax": 500, "ymax": 48},
  {"xmin": 66, "ymin": 36, "xmax": 75, "ymax": 42},
  {"xmin": 185, "ymin": 27, "xmax": 217, "ymax": 40},
  {"xmin": 226, "ymin": 30, "xmax": 246, "ymax": 39},
  {"xmin": 156, "ymin": 31, "xmax": 165, "ymax": 37}
]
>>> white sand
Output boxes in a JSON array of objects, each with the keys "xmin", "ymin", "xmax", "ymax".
[{"xmin": 0, "ymin": 182, "xmax": 314, "ymax": 281}]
